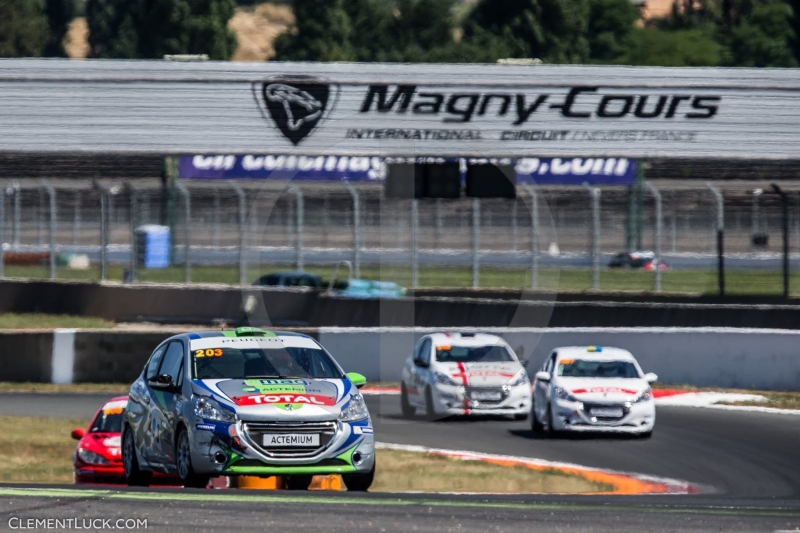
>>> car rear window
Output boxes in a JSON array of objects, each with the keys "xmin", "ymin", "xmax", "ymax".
[{"xmin": 435, "ymin": 345, "xmax": 514, "ymax": 363}]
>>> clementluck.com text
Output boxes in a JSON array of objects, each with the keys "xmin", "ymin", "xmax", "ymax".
[{"xmin": 8, "ymin": 518, "xmax": 147, "ymax": 530}]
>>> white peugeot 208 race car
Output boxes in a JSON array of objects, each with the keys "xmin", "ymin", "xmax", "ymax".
[
  {"xmin": 400, "ymin": 333, "xmax": 531, "ymax": 419},
  {"xmin": 529, "ymin": 346, "xmax": 657, "ymax": 437}
]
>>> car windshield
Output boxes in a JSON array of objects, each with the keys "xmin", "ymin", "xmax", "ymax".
[
  {"xmin": 436, "ymin": 345, "xmax": 514, "ymax": 363},
  {"xmin": 90, "ymin": 408, "xmax": 124, "ymax": 433},
  {"xmin": 558, "ymin": 359, "xmax": 641, "ymax": 378},
  {"xmin": 192, "ymin": 345, "xmax": 341, "ymax": 380}
]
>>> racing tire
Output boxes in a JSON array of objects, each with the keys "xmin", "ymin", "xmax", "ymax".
[
  {"xmin": 176, "ymin": 427, "xmax": 210, "ymax": 489},
  {"xmin": 531, "ymin": 408, "xmax": 544, "ymax": 432},
  {"xmin": 400, "ymin": 383, "xmax": 416, "ymax": 417},
  {"xmin": 545, "ymin": 405, "xmax": 559, "ymax": 438},
  {"xmin": 424, "ymin": 387, "xmax": 436, "ymax": 421},
  {"xmin": 122, "ymin": 425, "xmax": 152, "ymax": 487},
  {"xmin": 343, "ymin": 462, "xmax": 375, "ymax": 492},
  {"xmin": 285, "ymin": 475, "xmax": 313, "ymax": 490}
]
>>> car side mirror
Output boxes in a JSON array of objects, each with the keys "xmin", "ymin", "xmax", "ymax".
[
  {"xmin": 645, "ymin": 372, "xmax": 658, "ymax": 383},
  {"xmin": 149, "ymin": 373, "xmax": 175, "ymax": 390},
  {"xmin": 535, "ymin": 371, "xmax": 551, "ymax": 382},
  {"xmin": 71, "ymin": 428, "xmax": 85, "ymax": 440},
  {"xmin": 346, "ymin": 372, "xmax": 367, "ymax": 389}
]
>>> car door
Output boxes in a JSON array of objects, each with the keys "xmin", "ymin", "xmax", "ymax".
[
  {"xmin": 410, "ymin": 338, "xmax": 433, "ymax": 403},
  {"xmin": 534, "ymin": 352, "xmax": 556, "ymax": 422},
  {"xmin": 149, "ymin": 340, "xmax": 185, "ymax": 469},
  {"xmin": 131, "ymin": 343, "xmax": 167, "ymax": 464}
]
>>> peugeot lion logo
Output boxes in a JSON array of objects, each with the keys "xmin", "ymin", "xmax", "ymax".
[{"xmin": 260, "ymin": 78, "xmax": 337, "ymax": 145}]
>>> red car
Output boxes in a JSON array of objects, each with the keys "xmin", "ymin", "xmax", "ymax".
[{"xmin": 71, "ymin": 397, "xmax": 128, "ymax": 484}]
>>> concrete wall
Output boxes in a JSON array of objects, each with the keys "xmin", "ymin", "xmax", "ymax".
[{"xmin": 11, "ymin": 327, "xmax": 800, "ymax": 391}]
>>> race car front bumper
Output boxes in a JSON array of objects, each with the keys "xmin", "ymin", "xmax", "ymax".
[
  {"xmin": 432, "ymin": 383, "xmax": 532, "ymax": 416},
  {"xmin": 550, "ymin": 398, "xmax": 655, "ymax": 433}
]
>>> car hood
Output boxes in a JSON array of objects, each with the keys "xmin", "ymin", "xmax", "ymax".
[
  {"xmin": 557, "ymin": 378, "xmax": 649, "ymax": 402},
  {"xmin": 435, "ymin": 361, "xmax": 523, "ymax": 387},
  {"xmin": 193, "ymin": 378, "xmax": 356, "ymax": 421},
  {"xmin": 78, "ymin": 432, "xmax": 122, "ymax": 463}
]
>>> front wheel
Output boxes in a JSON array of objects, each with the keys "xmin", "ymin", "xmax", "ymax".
[
  {"xmin": 343, "ymin": 462, "xmax": 375, "ymax": 492},
  {"xmin": 176, "ymin": 428, "xmax": 210, "ymax": 489},
  {"xmin": 122, "ymin": 426, "xmax": 151, "ymax": 487},
  {"xmin": 400, "ymin": 383, "xmax": 416, "ymax": 417},
  {"xmin": 424, "ymin": 387, "xmax": 436, "ymax": 421}
]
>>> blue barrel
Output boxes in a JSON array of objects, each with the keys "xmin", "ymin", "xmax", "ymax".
[{"xmin": 135, "ymin": 225, "xmax": 171, "ymax": 269}]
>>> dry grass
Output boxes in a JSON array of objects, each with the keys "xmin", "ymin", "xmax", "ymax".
[
  {"xmin": 3, "ymin": 416, "xmax": 609, "ymax": 493},
  {"xmin": 230, "ymin": 3, "xmax": 295, "ymax": 61},
  {"xmin": 373, "ymin": 449, "xmax": 610, "ymax": 493},
  {"xmin": 0, "ymin": 383, "xmax": 129, "ymax": 394},
  {"xmin": 64, "ymin": 17, "xmax": 89, "ymax": 59},
  {"xmin": 0, "ymin": 313, "xmax": 113, "ymax": 330},
  {"xmin": 0, "ymin": 416, "xmax": 85, "ymax": 483},
  {"xmin": 652, "ymin": 382, "xmax": 800, "ymax": 410}
]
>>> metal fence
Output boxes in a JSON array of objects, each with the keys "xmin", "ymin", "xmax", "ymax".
[{"xmin": 2, "ymin": 178, "xmax": 800, "ymax": 295}]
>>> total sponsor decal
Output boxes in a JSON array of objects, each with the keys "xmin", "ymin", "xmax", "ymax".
[{"xmin": 231, "ymin": 393, "xmax": 336, "ymax": 407}]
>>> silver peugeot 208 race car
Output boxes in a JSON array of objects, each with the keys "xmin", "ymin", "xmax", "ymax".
[{"xmin": 122, "ymin": 327, "xmax": 375, "ymax": 490}]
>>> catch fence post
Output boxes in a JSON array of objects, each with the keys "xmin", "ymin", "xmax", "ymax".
[
  {"xmin": 39, "ymin": 180, "xmax": 57, "ymax": 280},
  {"xmin": 583, "ymin": 184, "xmax": 601, "ymax": 291},
  {"xmin": 707, "ymin": 183, "xmax": 725, "ymax": 296},
  {"xmin": 123, "ymin": 182, "xmax": 138, "ymax": 281},
  {"xmin": 344, "ymin": 182, "xmax": 361, "ymax": 279},
  {"xmin": 412, "ymin": 199, "xmax": 419, "ymax": 288},
  {"xmin": 521, "ymin": 184, "xmax": 539, "ymax": 289},
  {"xmin": 92, "ymin": 181, "xmax": 109, "ymax": 281},
  {"xmin": 287, "ymin": 186, "xmax": 304, "ymax": 271},
  {"xmin": 176, "ymin": 183, "xmax": 192, "ymax": 283},
  {"xmin": 472, "ymin": 197, "xmax": 480, "ymax": 288},
  {"xmin": 229, "ymin": 183, "xmax": 246, "ymax": 285},
  {"xmin": 645, "ymin": 182, "xmax": 663, "ymax": 292}
]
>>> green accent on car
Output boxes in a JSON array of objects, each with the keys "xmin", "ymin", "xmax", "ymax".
[
  {"xmin": 346, "ymin": 372, "xmax": 367, "ymax": 388},
  {"xmin": 223, "ymin": 464, "xmax": 357, "ymax": 475},
  {"xmin": 234, "ymin": 327, "xmax": 275, "ymax": 337},
  {"xmin": 221, "ymin": 331, "xmax": 237, "ymax": 337},
  {"xmin": 274, "ymin": 403, "xmax": 305, "ymax": 411},
  {"xmin": 335, "ymin": 444, "xmax": 359, "ymax": 466}
]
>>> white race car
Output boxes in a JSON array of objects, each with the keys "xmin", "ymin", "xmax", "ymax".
[
  {"xmin": 400, "ymin": 333, "xmax": 531, "ymax": 419},
  {"xmin": 529, "ymin": 346, "xmax": 657, "ymax": 437}
]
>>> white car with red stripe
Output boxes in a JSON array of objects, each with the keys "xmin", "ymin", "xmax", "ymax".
[
  {"xmin": 529, "ymin": 346, "xmax": 657, "ymax": 436},
  {"xmin": 400, "ymin": 333, "xmax": 531, "ymax": 419}
]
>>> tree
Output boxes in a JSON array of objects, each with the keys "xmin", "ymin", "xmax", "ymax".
[
  {"xmin": 0, "ymin": 0, "xmax": 49, "ymax": 57},
  {"xmin": 86, "ymin": 0, "xmax": 237, "ymax": 59},
  {"xmin": 460, "ymin": 0, "xmax": 590, "ymax": 64},
  {"xmin": 43, "ymin": 0, "xmax": 76, "ymax": 57},
  {"xmin": 273, "ymin": 0, "xmax": 354, "ymax": 61},
  {"xmin": 618, "ymin": 28, "xmax": 723, "ymax": 66},
  {"xmin": 587, "ymin": 0, "xmax": 640, "ymax": 62},
  {"xmin": 726, "ymin": 1, "xmax": 797, "ymax": 66}
]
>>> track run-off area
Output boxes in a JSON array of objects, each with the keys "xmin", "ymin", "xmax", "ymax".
[{"xmin": 0, "ymin": 392, "xmax": 799, "ymax": 532}]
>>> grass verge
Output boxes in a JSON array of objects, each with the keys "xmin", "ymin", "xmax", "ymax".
[
  {"xmin": 0, "ymin": 313, "xmax": 114, "ymax": 330},
  {"xmin": 4, "ymin": 415, "xmax": 610, "ymax": 493},
  {"xmin": 652, "ymin": 383, "xmax": 800, "ymax": 410},
  {"xmin": 2, "ymin": 264, "xmax": 798, "ymax": 295}
]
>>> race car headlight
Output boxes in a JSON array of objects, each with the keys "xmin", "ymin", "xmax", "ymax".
[
  {"xmin": 507, "ymin": 370, "xmax": 530, "ymax": 387},
  {"xmin": 339, "ymin": 393, "xmax": 369, "ymax": 422},
  {"xmin": 554, "ymin": 387, "xmax": 578, "ymax": 402},
  {"xmin": 434, "ymin": 371, "xmax": 459, "ymax": 386},
  {"xmin": 193, "ymin": 395, "xmax": 236, "ymax": 423},
  {"xmin": 632, "ymin": 389, "xmax": 653, "ymax": 403},
  {"xmin": 77, "ymin": 448, "xmax": 110, "ymax": 465}
]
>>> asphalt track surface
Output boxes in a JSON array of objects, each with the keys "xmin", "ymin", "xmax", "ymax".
[{"xmin": 2, "ymin": 392, "xmax": 800, "ymax": 532}]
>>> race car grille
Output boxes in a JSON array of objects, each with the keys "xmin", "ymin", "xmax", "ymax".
[
  {"xmin": 243, "ymin": 421, "xmax": 338, "ymax": 458},
  {"xmin": 582, "ymin": 402, "xmax": 630, "ymax": 422},
  {"xmin": 465, "ymin": 387, "xmax": 507, "ymax": 405}
]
